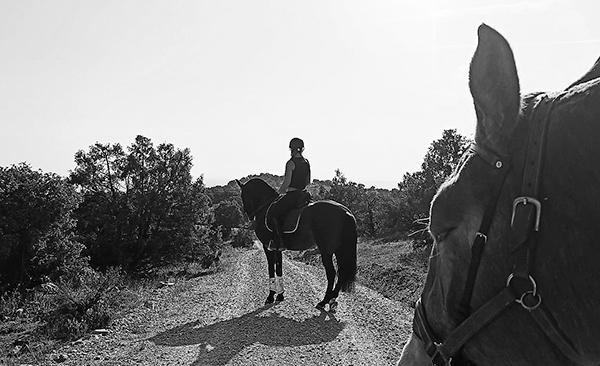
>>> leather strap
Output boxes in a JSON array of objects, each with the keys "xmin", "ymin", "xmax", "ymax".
[
  {"xmin": 458, "ymin": 145, "xmax": 510, "ymax": 317},
  {"xmin": 530, "ymin": 305, "xmax": 585, "ymax": 364},
  {"xmin": 440, "ymin": 287, "xmax": 516, "ymax": 359}
]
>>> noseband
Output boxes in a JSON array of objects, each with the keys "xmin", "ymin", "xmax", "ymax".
[{"xmin": 413, "ymin": 92, "xmax": 585, "ymax": 365}]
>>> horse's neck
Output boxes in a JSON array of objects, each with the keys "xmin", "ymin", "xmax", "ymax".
[{"xmin": 254, "ymin": 187, "xmax": 277, "ymax": 210}]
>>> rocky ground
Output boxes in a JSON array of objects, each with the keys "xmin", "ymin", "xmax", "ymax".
[{"xmin": 30, "ymin": 244, "xmax": 419, "ymax": 366}]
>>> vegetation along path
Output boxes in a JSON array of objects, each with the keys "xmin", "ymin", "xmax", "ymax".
[{"xmin": 45, "ymin": 246, "xmax": 414, "ymax": 365}]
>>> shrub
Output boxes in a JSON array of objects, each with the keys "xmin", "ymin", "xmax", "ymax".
[
  {"xmin": 42, "ymin": 267, "xmax": 125, "ymax": 340},
  {"xmin": 0, "ymin": 164, "xmax": 87, "ymax": 292},
  {"xmin": 70, "ymin": 136, "xmax": 220, "ymax": 273},
  {"xmin": 230, "ymin": 229, "xmax": 255, "ymax": 248}
]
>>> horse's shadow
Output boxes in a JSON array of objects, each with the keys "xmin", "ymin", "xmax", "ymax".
[{"xmin": 148, "ymin": 305, "xmax": 345, "ymax": 366}]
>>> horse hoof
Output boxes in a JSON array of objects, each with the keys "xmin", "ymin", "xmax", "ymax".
[
  {"xmin": 276, "ymin": 293, "xmax": 284, "ymax": 302},
  {"xmin": 265, "ymin": 291, "xmax": 276, "ymax": 304}
]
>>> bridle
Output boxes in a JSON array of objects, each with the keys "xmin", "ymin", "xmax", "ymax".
[{"xmin": 413, "ymin": 92, "xmax": 585, "ymax": 365}]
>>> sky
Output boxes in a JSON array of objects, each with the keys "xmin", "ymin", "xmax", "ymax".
[{"xmin": 1, "ymin": 0, "xmax": 599, "ymax": 189}]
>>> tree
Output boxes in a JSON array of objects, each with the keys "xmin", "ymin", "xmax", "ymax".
[
  {"xmin": 212, "ymin": 199, "xmax": 244, "ymax": 239},
  {"xmin": 320, "ymin": 170, "xmax": 375, "ymax": 236},
  {"xmin": 421, "ymin": 129, "xmax": 471, "ymax": 189},
  {"xmin": 397, "ymin": 129, "xmax": 471, "ymax": 236},
  {"xmin": 70, "ymin": 135, "xmax": 218, "ymax": 272},
  {"xmin": 70, "ymin": 142, "xmax": 128, "ymax": 268},
  {"xmin": 0, "ymin": 164, "xmax": 86, "ymax": 291}
]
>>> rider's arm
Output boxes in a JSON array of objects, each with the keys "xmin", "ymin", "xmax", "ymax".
[
  {"xmin": 305, "ymin": 162, "xmax": 311, "ymax": 187},
  {"xmin": 278, "ymin": 160, "xmax": 295, "ymax": 194}
]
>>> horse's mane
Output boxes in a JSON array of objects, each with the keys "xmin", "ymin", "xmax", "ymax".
[
  {"xmin": 567, "ymin": 55, "xmax": 600, "ymax": 90},
  {"xmin": 244, "ymin": 178, "xmax": 277, "ymax": 195}
]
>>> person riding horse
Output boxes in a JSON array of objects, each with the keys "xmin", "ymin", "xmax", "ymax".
[{"xmin": 267, "ymin": 137, "xmax": 311, "ymax": 251}]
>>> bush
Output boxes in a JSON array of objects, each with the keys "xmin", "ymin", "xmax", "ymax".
[
  {"xmin": 70, "ymin": 136, "xmax": 220, "ymax": 273},
  {"xmin": 42, "ymin": 267, "xmax": 125, "ymax": 340},
  {"xmin": 0, "ymin": 164, "xmax": 88, "ymax": 292},
  {"xmin": 230, "ymin": 229, "xmax": 255, "ymax": 248},
  {"xmin": 212, "ymin": 199, "xmax": 244, "ymax": 239}
]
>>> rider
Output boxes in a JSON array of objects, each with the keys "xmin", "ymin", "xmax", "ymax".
[{"xmin": 267, "ymin": 137, "xmax": 311, "ymax": 251}]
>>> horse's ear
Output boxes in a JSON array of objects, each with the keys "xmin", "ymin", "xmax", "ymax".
[
  {"xmin": 567, "ymin": 55, "xmax": 600, "ymax": 90},
  {"xmin": 469, "ymin": 24, "xmax": 521, "ymax": 155},
  {"xmin": 236, "ymin": 179, "xmax": 243, "ymax": 188}
]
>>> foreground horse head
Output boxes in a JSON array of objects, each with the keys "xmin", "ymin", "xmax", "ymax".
[{"xmin": 399, "ymin": 24, "xmax": 600, "ymax": 365}]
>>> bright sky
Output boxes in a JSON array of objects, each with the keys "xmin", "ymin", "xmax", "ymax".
[{"xmin": 1, "ymin": 0, "xmax": 599, "ymax": 189}]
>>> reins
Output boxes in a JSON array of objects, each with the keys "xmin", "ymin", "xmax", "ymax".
[
  {"xmin": 414, "ymin": 92, "xmax": 584, "ymax": 365},
  {"xmin": 247, "ymin": 193, "xmax": 279, "ymax": 221}
]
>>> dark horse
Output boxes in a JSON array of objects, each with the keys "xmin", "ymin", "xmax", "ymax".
[
  {"xmin": 400, "ymin": 24, "xmax": 600, "ymax": 365},
  {"xmin": 237, "ymin": 178, "xmax": 357, "ymax": 311}
]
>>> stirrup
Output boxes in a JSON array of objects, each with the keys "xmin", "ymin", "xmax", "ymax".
[{"xmin": 266, "ymin": 239, "xmax": 279, "ymax": 251}]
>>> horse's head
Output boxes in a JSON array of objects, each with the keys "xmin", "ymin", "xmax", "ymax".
[
  {"xmin": 400, "ymin": 24, "xmax": 600, "ymax": 365},
  {"xmin": 237, "ymin": 178, "xmax": 277, "ymax": 220}
]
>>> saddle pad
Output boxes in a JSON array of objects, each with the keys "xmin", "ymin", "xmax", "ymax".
[
  {"xmin": 265, "ymin": 203, "xmax": 312, "ymax": 234},
  {"xmin": 282, "ymin": 207, "xmax": 303, "ymax": 234}
]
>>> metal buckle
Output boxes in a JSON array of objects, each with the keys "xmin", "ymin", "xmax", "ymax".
[
  {"xmin": 511, "ymin": 196, "xmax": 542, "ymax": 231},
  {"xmin": 516, "ymin": 291, "xmax": 542, "ymax": 311},
  {"xmin": 506, "ymin": 274, "xmax": 537, "ymax": 296},
  {"xmin": 431, "ymin": 343, "xmax": 453, "ymax": 366},
  {"xmin": 475, "ymin": 232, "xmax": 487, "ymax": 243},
  {"xmin": 506, "ymin": 274, "xmax": 542, "ymax": 310}
]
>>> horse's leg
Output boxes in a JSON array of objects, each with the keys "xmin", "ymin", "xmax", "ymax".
[
  {"xmin": 264, "ymin": 248, "xmax": 276, "ymax": 304},
  {"xmin": 275, "ymin": 251, "xmax": 284, "ymax": 302},
  {"xmin": 316, "ymin": 252, "xmax": 336, "ymax": 311},
  {"xmin": 329, "ymin": 252, "xmax": 347, "ymax": 305}
]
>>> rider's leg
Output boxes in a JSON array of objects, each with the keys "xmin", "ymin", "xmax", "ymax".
[
  {"xmin": 273, "ymin": 217, "xmax": 284, "ymax": 251},
  {"xmin": 267, "ymin": 192, "xmax": 300, "ymax": 251}
]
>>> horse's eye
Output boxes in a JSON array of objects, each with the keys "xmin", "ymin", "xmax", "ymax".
[
  {"xmin": 430, "ymin": 227, "xmax": 455, "ymax": 243},
  {"xmin": 434, "ymin": 232, "xmax": 448, "ymax": 243}
]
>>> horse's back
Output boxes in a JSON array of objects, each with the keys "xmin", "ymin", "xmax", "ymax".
[
  {"xmin": 305, "ymin": 199, "xmax": 356, "ymax": 238},
  {"xmin": 304, "ymin": 200, "xmax": 356, "ymax": 225}
]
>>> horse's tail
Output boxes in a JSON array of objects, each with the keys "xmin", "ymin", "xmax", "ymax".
[{"xmin": 336, "ymin": 211, "xmax": 357, "ymax": 292}]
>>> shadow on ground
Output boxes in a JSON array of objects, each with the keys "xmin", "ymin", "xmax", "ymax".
[{"xmin": 149, "ymin": 305, "xmax": 345, "ymax": 366}]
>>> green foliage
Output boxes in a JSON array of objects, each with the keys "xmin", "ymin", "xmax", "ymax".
[
  {"xmin": 212, "ymin": 199, "xmax": 244, "ymax": 239},
  {"xmin": 0, "ymin": 137, "xmax": 226, "ymax": 348},
  {"xmin": 0, "ymin": 164, "xmax": 87, "ymax": 292},
  {"xmin": 205, "ymin": 180, "xmax": 242, "ymax": 204},
  {"xmin": 422, "ymin": 129, "xmax": 470, "ymax": 188},
  {"xmin": 230, "ymin": 229, "xmax": 255, "ymax": 248},
  {"xmin": 70, "ymin": 135, "xmax": 220, "ymax": 272},
  {"xmin": 397, "ymin": 129, "xmax": 471, "ymax": 236},
  {"xmin": 41, "ymin": 267, "xmax": 124, "ymax": 340},
  {"xmin": 319, "ymin": 170, "xmax": 383, "ymax": 237},
  {"xmin": 313, "ymin": 130, "xmax": 469, "ymax": 239}
]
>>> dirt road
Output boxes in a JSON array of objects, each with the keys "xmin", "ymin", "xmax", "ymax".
[{"xmin": 48, "ymin": 246, "xmax": 413, "ymax": 365}]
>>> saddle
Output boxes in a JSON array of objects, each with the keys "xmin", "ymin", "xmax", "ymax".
[{"xmin": 266, "ymin": 190, "xmax": 312, "ymax": 234}]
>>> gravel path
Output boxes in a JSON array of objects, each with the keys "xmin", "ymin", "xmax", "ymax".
[{"xmin": 45, "ymin": 246, "xmax": 413, "ymax": 365}]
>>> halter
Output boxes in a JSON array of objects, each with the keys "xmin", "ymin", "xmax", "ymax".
[{"xmin": 413, "ymin": 92, "xmax": 585, "ymax": 365}]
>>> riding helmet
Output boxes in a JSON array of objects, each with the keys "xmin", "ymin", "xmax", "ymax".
[{"xmin": 289, "ymin": 137, "xmax": 304, "ymax": 149}]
